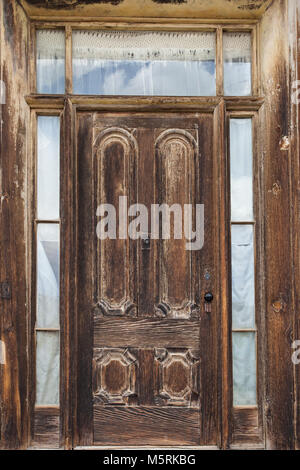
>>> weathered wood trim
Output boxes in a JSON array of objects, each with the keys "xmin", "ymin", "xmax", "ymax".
[
  {"xmin": 19, "ymin": 0, "xmax": 274, "ymax": 21},
  {"xmin": 259, "ymin": 0, "xmax": 295, "ymax": 450},
  {"xmin": 25, "ymin": 95, "xmax": 264, "ymax": 113},
  {"xmin": 0, "ymin": 0, "xmax": 30, "ymax": 450},
  {"xmin": 60, "ymin": 99, "xmax": 77, "ymax": 449},
  {"xmin": 65, "ymin": 25, "xmax": 72, "ymax": 95},
  {"xmin": 231, "ymin": 407, "xmax": 263, "ymax": 447},
  {"xmin": 30, "ymin": 407, "xmax": 60, "ymax": 449},
  {"xmin": 30, "ymin": 19, "xmax": 259, "ymax": 28},
  {"xmin": 288, "ymin": 0, "xmax": 300, "ymax": 451},
  {"xmin": 214, "ymin": 100, "xmax": 231, "ymax": 449},
  {"xmin": 216, "ymin": 26, "xmax": 223, "ymax": 97}
]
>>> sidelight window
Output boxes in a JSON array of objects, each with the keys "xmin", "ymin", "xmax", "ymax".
[
  {"xmin": 35, "ymin": 116, "xmax": 60, "ymax": 406},
  {"xmin": 230, "ymin": 118, "xmax": 257, "ymax": 406}
]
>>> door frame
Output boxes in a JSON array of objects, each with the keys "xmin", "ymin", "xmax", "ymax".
[
  {"xmin": 28, "ymin": 95, "xmax": 262, "ymax": 449},
  {"xmin": 26, "ymin": 94, "xmax": 264, "ymax": 449}
]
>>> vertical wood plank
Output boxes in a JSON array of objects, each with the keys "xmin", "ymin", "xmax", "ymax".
[
  {"xmin": 76, "ymin": 112, "xmax": 94, "ymax": 446},
  {"xmin": 60, "ymin": 99, "xmax": 77, "ymax": 449},
  {"xmin": 260, "ymin": 0, "xmax": 295, "ymax": 449},
  {"xmin": 0, "ymin": 0, "xmax": 30, "ymax": 450},
  {"xmin": 65, "ymin": 25, "xmax": 72, "ymax": 95},
  {"xmin": 216, "ymin": 27, "xmax": 223, "ymax": 97},
  {"xmin": 215, "ymin": 100, "xmax": 231, "ymax": 449}
]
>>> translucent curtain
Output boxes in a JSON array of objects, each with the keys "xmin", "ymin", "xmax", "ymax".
[
  {"xmin": 36, "ymin": 30, "xmax": 65, "ymax": 94},
  {"xmin": 37, "ymin": 116, "xmax": 60, "ymax": 220},
  {"xmin": 230, "ymin": 118, "xmax": 257, "ymax": 406},
  {"xmin": 224, "ymin": 32, "xmax": 252, "ymax": 96},
  {"xmin": 72, "ymin": 31, "xmax": 216, "ymax": 96},
  {"xmin": 230, "ymin": 119, "xmax": 253, "ymax": 221},
  {"xmin": 36, "ymin": 117, "xmax": 60, "ymax": 406}
]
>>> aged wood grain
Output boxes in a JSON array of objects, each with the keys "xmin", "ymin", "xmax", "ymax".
[
  {"xmin": 260, "ymin": 0, "xmax": 295, "ymax": 450},
  {"xmin": 76, "ymin": 113, "xmax": 94, "ymax": 446},
  {"xmin": 77, "ymin": 112, "xmax": 217, "ymax": 447},
  {"xmin": 93, "ymin": 406, "xmax": 200, "ymax": 446},
  {"xmin": 60, "ymin": 99, "xmax": 77, "ymax": 449},
  {"xmin": 31, "ymin": 408, "xmax": 60, "ymax": 449},
  {"xmin": 0, "ymin": 0, "xmax": 30, "ymax": 450},
  {"xmin": 20, "ymin": 0, "xmax": 274, "ymax": 20},
  {"xmin": 296, "ymin": 0, "xmax": 300, "ymax": 451},
  {"xmin": 231, "ymin": 408, "xmax": 262, "ymax": 446},
  {"xmin": 94, "ymin": 318, "xmax": 200, "ymax": 349}
]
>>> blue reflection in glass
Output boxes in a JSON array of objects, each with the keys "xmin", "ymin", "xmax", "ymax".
[{"xmin": 73, "ymin": 59, "xmax": 216, "ymax": 96}]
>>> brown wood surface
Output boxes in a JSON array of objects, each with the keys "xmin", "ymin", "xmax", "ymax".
[
  {"xmin": 94, "ymin": 318, "xmax": 200, "ymax": 349},
  {"xmin": 93, "ymin": 406, "xmax": 200, "ymax": 446},
  {"xmin": 0, "ymin": 0, "xmax": 30, "ymax": 450},
  {"xmin": 260, "ymin": 0, "xmax": 295, "ymax": 449},
  {"xmin": 76, "ymin": 112, "xmax": 218, "ymax": 446},
  {"xmin": 296, "ymin": 0, "xmax": 300, "ymax": 451},
  {"xmin": 31, "ymin": 408, "xmax": 60, "ymax": 449},
  {"xmin": 0, "ymin": 0, "xmax": 299, "ymax": 450},
  {"xmin": 231, "ymin": 408, "xmax": 262, "ymax": 446}
]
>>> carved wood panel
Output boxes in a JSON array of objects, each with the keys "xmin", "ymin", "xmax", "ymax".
[
  {"xmin": 93, "ymin": 348, "xmax": 138, "ymax": 405},
  {"xmin": 94, "ymin": 127, "xmax": 138, "ymax": 317},
  {"xmin": 154, "ymin": 348, "xmax": 200, "ymax": 406},
  {"xmin": 155, "ymin": 129, "xmax": 200, "ymax": 319}
]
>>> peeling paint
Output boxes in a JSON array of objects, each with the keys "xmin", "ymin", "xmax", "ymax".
[
  {"xmin": 268, "ymin": 181, "xmax": 282, "ymax": 198},
  {"xmin": 279, "ymin": 136, "xmax": 290, "ymax": 151},
  {"xmin": 272, "ymin": 298, "xmax": 286, "ymax": 313}
]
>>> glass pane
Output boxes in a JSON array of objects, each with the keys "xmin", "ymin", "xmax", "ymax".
[
  {"xmin": 230, "ymin": 119, "xmax": 253, "ymax": 221},
  {"xmin": 231, "ymin": 225, "xmax": 255, "ymax": 329},
  {"xmin": 36, "ymin": 331, "xmax": 60, "ymax": 405},
  {"xmin": 37, "ymin": 30, "xmax": 65, "ymax": 94},
  {"xmin": 233, "ymin": 332, "xmax": 257, "ymax": 405},
  {"xmin": 37, "ymin": 224, "xmax": 60, "ymax": 329},
  {"xmin": 72, "ymin": 30, "xmax": 216, "ymax": 96},
  {"xmin": 224, "ymin": 32, "xmax": 252, "ymax": 96},
  {"xmin": 37, "ymin": 116, "xmax": 60, "ymax": 220}
]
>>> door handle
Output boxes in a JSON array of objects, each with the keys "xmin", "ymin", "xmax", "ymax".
[
  {"xmin": 204, "ymin": 292, "xmax": 213, "ymax": 303},
  {"xmin": 204, "ymin": 292, "xmax": 213, "ymax": 313}
]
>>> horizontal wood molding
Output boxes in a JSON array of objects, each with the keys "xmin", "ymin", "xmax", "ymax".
[
  {"xmin": 25, "ymin": 95, "xmax": 264, "ymax": 112},
  {"xmin": 94, "ymin": 318, "xmax": 200, "ymax": 349},
  {"xmin": 20, "ymin": 0, "xmax": 273, "ymax": 21}
]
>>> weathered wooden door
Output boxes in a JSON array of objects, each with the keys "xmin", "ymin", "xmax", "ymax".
[{"xmin": 76, "ymin": 111, "xmax": 218, "ymax": 447}]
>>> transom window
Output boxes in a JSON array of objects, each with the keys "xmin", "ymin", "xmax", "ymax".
[{"xmin": 36, "ymin": 29, "xmax": 253, "ymax": 96}]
